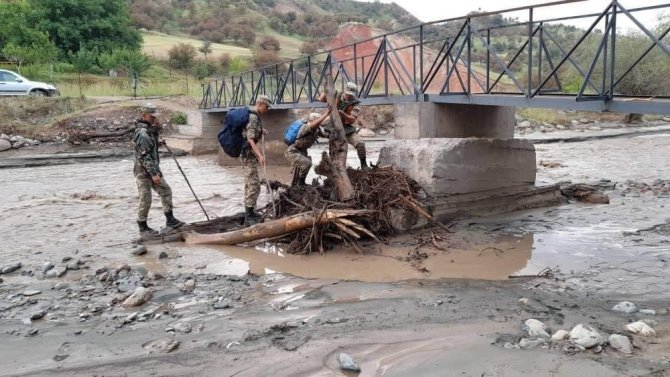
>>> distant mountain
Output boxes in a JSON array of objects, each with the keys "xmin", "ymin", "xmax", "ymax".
[{"xmin": 129, "ymin": 0, "xmax": 420, "ymax": 52}]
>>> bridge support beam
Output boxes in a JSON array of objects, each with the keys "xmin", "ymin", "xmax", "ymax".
[
  {"xmin": 216, "ymin": 109, "xmax": 293, "ymax": 166},
  {"xmin": 393, "ymin": 102, "xmax": 515, "ymax": 139}
]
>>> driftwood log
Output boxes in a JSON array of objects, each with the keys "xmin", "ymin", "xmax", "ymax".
[
  {"xmin": 322, "ymin": 73, "xmax": 355, "ymax": 201},
  {"xmin": 183, "ymin": 209, "xmax": 370, "ymax": 245}
]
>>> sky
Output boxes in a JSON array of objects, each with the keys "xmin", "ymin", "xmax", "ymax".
[{"xmin": 364, "ymin": 0, "xmax": 669, "ymax": 31}]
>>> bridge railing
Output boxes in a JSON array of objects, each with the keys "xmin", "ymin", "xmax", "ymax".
[{"xmin": 200, "ymin": 0, "xmax": 670, "ymax": 110}]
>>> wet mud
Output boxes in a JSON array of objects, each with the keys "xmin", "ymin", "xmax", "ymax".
[{"xmin": 1, "ymin": 132, "xmax": 670, "ymax": 376}]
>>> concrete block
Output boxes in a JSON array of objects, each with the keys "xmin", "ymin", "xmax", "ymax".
[
  {"xmin": 378, "ymin": 138, "xmax": 536, "ymax": 196},
  {"xmin": 394, "ymin": 102, "xmax": 515, "ymax": 139}
]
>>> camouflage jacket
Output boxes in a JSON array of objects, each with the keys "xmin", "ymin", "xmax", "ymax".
[
  {"xmin": 332, "ymin": 92, "xmax": 361, "ymax": 135},
  {"xmin": 132, "ymin": 120, "xmax": 162, "ymax": 177}
]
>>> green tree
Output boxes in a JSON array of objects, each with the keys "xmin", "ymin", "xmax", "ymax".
[
  {"xmin": 199, "ymin": 40, "xmax": 213, "ymax": 59},
  {"xmin": 68, "ymin": 48, "xmax": 98, "ymax": 97},
  {"xmin": 28, "ymin": 0, "xmax": 141, "ymax": 56},
  {"xmin": 168, "ymin": 43, "xmax": 197, "ymax": 69}
]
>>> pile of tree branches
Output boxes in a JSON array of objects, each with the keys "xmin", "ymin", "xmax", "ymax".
[{"xmin": 268, "ymin": 164, "xmax": 424, "ymax": 254}]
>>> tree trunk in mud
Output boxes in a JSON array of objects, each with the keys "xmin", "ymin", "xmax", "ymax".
[
  {"xmin": 324, "ymin": 74, "xmax": 355, "ymax": 201},
  {"xmin": 183, "ymin": 209, "xmax": 370, "ymax": 245}
]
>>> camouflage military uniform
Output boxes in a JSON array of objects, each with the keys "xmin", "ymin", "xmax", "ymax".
[
  {"xmin": 284, "ymin": 122, "xmax": 319, "ymax": 179},
  {"xmin": 324, "ymin": 92, "xmax": 366, "ymax": 161},
  {"xmin": 133, "ymin": 120, "xmax": 173, "ymax": 222},
  {"xmin": 240, "ymin": 112, "xmax": 262, "ymax": 208}
]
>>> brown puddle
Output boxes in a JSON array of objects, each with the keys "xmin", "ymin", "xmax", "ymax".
[{"xmin": 172, "ymin": 234, "xmax": 536, "ymax": 282}]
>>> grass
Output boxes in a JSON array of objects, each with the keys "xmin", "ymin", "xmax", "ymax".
[
  {"xmin": 518, "ymin": 108, "xmax": 571, "ymax": 125},
  {"xmin": 0, "ymin": 97, "xmax": 90, "ymax": 136},
  {"xmin": 142, "ymin": 32, "xmax": 253, "ymax": 59}
]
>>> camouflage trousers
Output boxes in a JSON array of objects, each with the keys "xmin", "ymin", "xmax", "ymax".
[
  {"xmin": 240, "ymin": 153, "xmax": 260, "ymax": 208},
  {"xmin": 284, "ymin": 148, "xmax": 311, "ymax": 179},
  {"xmin": 346, "ymin": 132, "xmax": 367, "ymax": 160},
  {"xmin": 135, "ymin": 173, "xmax": 173, "ymax": 222}
]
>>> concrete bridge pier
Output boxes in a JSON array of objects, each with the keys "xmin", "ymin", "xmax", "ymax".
[{"xmin": 380, "ymin": 103, "xmax": 543, "ymax": 217}]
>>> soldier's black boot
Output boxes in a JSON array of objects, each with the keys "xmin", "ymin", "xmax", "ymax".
[
  {"xmin": 244, "ymin": 206, "xmax": 258, "ymax": 227},
  {"xmin": 164, "ymin": 211, "xmax": 184, "ymax": 229},
  {"xmin": 296, "ymin": 175, "xmax": 307, "ymax": 187},
  {"xmin": 360, "ymin": 158, "xmax": 369, "ymax": 170},
  {"xmin": 137, "ymin": 220, "xmax": 158, "ymax": 236}
]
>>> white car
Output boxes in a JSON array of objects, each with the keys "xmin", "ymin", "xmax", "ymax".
[{"xmin": 0, "ymin": 69, "xmax": 59, "ymax": 97}]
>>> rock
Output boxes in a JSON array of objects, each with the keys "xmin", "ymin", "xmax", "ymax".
[
  {"xmin": 114, "ymin": 263, "xmax": 131, "ymax": 273},
  {"xmin": 125, "ymin": 312, "xmax": 138, "ymax": 323},
  {"xmin": 519, "ymin": 338, "xmax": 545, "ymax": 350},
  {"xmin": 122, "ymin": 287, "xmax": 152, "ymax": 308},
  {"xmin": 503, "ymin": 342, "xmax": 516, "ymax": 349},
  {"xmin": 626, "ymin": 321, "xmax": 656, "ymax": 337},
  {"xmin": 579, "ymin": 118, "xmax": 590, "ymax": 124},
  {"xmin": 0, "ymin": 133, "xmax": 8, "ymax": 140},
  {"xmin": 26, "ymin": 328, "xmax": 39, "ymax": 337},
  {"xmin": 551, "ymin": 330, "xmax": 570, "ymax": 342},
  {"xmin": 61, "ymin": 256, "xmax": 72, "ymax": 262},
  {"xmin": 22, "ymin": 290, "xmax": 41, "ymax": 297},
  {"xmin": 0, "ymin": 139, "xmax": 11, "ymax": 152},
  {"xmin": 1, "ymin": 262, "xmax": 22, "ymax": 274},
  {"xmin": 182, "ymin": 279, "xmax": 196, "ymax": 291},
  {"xmin": 45, "ymin": 266, "xmax": 67, "ymax": 278},
  {"xmin": 518, "ymin": 121, "xmax": 531, "ymax": 128},
  {"xmin": 569, "ymin": 324, "xmax": 605, "ymax": 348},
  {"xmin": 639, "ymin": 309, "xmax": 656, "ymax": 315},
  {"xmin": 338, "ymin": 353, "xmax": 361, "ymax": 372},
  {"xmin": 571, "ymin": 120, "xmax": 580, "ymax": 127},
  {"xmin": 358, "ymin": 128, "xmax": 375, "ymax": 138},
  {"xmin": 66, "ymin": 261, "xmax": 80, "ymax": 271},
  {"xmin": 158, "ymin": 251, "xmax": 168, "ymax": 259},
  {"xmin": 589, "ymin": 126, "xmax": 602, "ymax": 131},
  {"xmin": 143, "ymin": 338, "xmax": 180, "ymax": 354},
  {"xmin": 167, "ymin": 321, "xmax": 192, "ymax": 334},
  {"xmin": 378, "ymin": 129, "xmax": 388, "ymax": 135},
  {"xmin": 523, "ymin": 319, "xmax": 550, "ymax": 338},
  {"xmin": 609, "ymin": 334, "xmax": 633, "ymax": 354},
  {"xmin": 98, "ymin": 271, "xmax": 110, "ymax": 282},
  {"xmin": 43, "ymin": 262, "xmax": 54, "ymax": 272},
  {"xmin": 640, "ymin": 319, "xmax": 658, "ymax": 327},
  {"xmin": 518, "ymin": 297, "xmax": 529, "ymax": 305},
  {"xmin": 612, "ymin": 301, "xmax": 637, "ymax": 314},
  {"xmin": 147, "ymin": 271, "xmax": 164, "ymax": 280},
  {"xmin": 54, "ymin": 282, "xmax": 69, "ymax": 290},
  {"xmin": 556, "ymin": 124, "xmax": 566, "ymax": 130},
  {"xmin": 213, "ymin": 300, "xmax": 232, "ymax": 310},
  {"xmin": 30, "ymin": 309, "xmax": 47, "ymax": 320},
  {"xmin": 132, "ymin": 245, "xmax": 148, "ymax": 256}
]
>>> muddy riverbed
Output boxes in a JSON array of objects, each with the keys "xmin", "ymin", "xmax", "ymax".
[{"xmin": 1, "ymin": 133, "xmax": 669, "ymax": 376}]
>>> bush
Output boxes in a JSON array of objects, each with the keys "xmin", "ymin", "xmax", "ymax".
[
  {"xmin": 53, "ymin": 62, "xmax": 76, "ymax": 73},
  {"xmin": 171, "ymin": 112, "xmax": 187, "ymax": 125}
]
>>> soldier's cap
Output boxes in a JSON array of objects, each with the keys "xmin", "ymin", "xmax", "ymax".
[
  {"xmin": 142, "ymin": 103, "xmax": 160, "ymax": 116},
  {"xmin": 256, "ymin": 95, "xmax": 273, "ymax": 108},
  {"xmin": 344, "ymin": 81, "xmax": 358, "ymax": 96},
  {"xmin": 308, "ymin": 112, "xmax": 321, "ymax": 121}
]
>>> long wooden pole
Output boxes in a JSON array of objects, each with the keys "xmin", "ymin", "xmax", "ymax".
[{"xmin": 183, "ymin": 209, "xmax": 369, "ymax": 245}]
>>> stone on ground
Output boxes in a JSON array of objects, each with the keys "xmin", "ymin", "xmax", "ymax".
[
  {"xmin": 608, "ymin": 334, "xmax": 633, "ymax": 354},
  {"xmin": 569, "ymin": 324, "xmax": 605, "ymax": 348},
  {"xmin": 626, "ymin": 321, "xmax": 656, "ymax": 337},
  {"xmin": 612, "ymin": 301, "xmax": 637, "ymax": 314}
]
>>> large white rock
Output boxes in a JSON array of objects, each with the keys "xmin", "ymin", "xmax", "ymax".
[
  {"xmin": 612, "ymin": 301, "xmax": 637, "ymax": 314},
  {"xmin": 523, "ymin": 319, "xmax": 550, "ymax": 339},
  {"xmin": 569, "ymin": 324, "xmax": 605, "ymax": 348},
  {"xmin": 358, "ymin": 128, "xmax": 376, "ymax": 138},
  {"xmin": 608, "ymin": 334, "xmax": 633, "ymax": 354},
  {"xmin": 0, "ymin": 139, "xmax": 10, "ymax": 152},
  {"xmin": 551, "ymin": 330, "xmax": 570, "ymax": 342},
  {"xmin": 378, "ymin": 138, "xmax": 536, "ymax": 196},
  {"xmin": 122, "ymin": 287, "xmax": 152, "ymax": 308},
  {"xmin": 626, "ymin": 321, "xmax": 656, "ymax": 337}
]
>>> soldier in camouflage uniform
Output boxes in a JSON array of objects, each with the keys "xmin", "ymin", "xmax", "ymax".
[
  {"xmin": 319, "ymin": 81, "xmax": 369, "ymax": 169},
  {"xmin": 241, "ymin": 95, "xmax": 272, "ymax": 226},
  {"xmin": 284, "ymin": 106, "xmax": 332, "ymax": 186},
  {"xmin": 133, "ymin": 103, "xmax": 184, "ymax": 235}
]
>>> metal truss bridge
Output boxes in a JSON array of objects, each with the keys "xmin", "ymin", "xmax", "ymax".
[{"xmin": 200, "ymin": 0, "xmax": 670, "ymax": 115}]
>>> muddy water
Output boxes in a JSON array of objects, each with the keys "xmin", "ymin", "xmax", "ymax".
[{"xmin": 1, "ymin": 136, "xmax": 669, "ymax": 288}]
